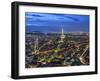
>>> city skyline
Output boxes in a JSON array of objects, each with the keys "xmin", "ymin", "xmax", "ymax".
[{"xmin": 25, "ymin": 12, "xmax": 89, "ymax": 33}]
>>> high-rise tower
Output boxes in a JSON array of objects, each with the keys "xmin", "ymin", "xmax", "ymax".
[
  {"xmin": 59, "ymin": 28, "xmax": 65, "ymax": 43},
  {"xmin": 34, "ymin": 37, "xmax": 39, "ymax": 54}
]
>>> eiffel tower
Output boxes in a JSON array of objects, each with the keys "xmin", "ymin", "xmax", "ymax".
[
  {"xmin": 34, "ymin": 37, "xmax": 39, "ymax": 54},
  {"xmin": 59, "ymin": 28, "xmax": 65, "ymax": 43}
]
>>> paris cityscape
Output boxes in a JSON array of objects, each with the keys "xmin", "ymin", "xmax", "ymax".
[{"xmin": 25, "ymin": 12, "xmax": 89, "ymax": 68}]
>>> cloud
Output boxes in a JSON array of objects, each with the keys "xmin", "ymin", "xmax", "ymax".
[{"xmin": 25, "ymin": 12, "xmax": 89, "ymax": 32}]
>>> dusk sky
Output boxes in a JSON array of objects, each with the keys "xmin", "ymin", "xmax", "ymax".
[{"xmin": 25, "ymin": 12, "xmax": 89, "ymax": 33}]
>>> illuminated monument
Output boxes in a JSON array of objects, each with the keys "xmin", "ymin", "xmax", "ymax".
[
  {"xmin": 59, "ymin": 28, "xmax": 65, "ymax": 43},
  {"xmin": 34, "ymin": 38, "xmax": 39, "ymax": 54}
]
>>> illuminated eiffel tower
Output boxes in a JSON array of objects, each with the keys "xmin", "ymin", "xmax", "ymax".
[
  {"xmin": 34, "ymin": 37, "xmax": 39, "ymax": 54},
  {"xmin": 59, "ymin": 28, "xmax": 65, "ymax": 43}
]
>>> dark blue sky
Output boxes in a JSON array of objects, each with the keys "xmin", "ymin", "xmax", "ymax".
[{"xmin": 25, "ymin": 12, "xmax": 89, "ymax": 33}]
